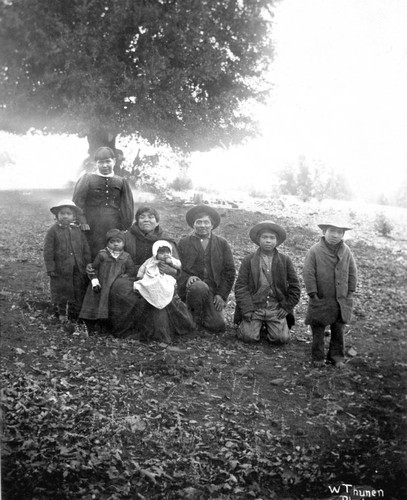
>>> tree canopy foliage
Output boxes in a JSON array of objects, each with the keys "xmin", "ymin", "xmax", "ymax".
[{"xmin": 0, "ymin": 0, "xmax": 274, "ymax": 151}]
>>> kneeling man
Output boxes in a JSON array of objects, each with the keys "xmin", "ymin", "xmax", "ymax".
[
  {"xmin": 178, "ymin": 205, "xmax": 235, "ymax": 332},
  {"xmin": 234, "ymin": 221, "xmax": 300, "ymax": 343}
]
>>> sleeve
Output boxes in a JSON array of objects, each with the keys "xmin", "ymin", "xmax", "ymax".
[
  {"xmin": 302, "ymin": 248, "xmax": 318, "ymax": 295},
  {"xmin": 81, "ymin": 232, "xmax": 91, "ymax": 264},
  {"xmin": 284, "ymin": 256, "xmax": 301, "ymax": 311},
  {"xmin": 234, "ymin": 257, "xmax": 255, "ymax": 315},
  {"xmin": 72, "ymin": 174, "xmax": 90, "ymax": 225},
  {"xmin": 170, "ymin": 257, "xmax": 182, "ymax": 270},
  {"xmin": 87, "ymin": 254, "xmax": 102, "ymax": 280},
  {"xmin": 216, "ymin": 240, "xmax": 236, "ymax": 300},
  {"xmin": 119, "ymin": 178, "xmax": 134, "ymax": 229},
  {"xmin": 136, "ymin": 261, "xmax": 147, "ymax": 279},
  {"xmin": 348, "ymin": 251, "xmax": 358, "ymax": 293},
  {"xmin": 43, "ymin": 228, "xmax": 56, "ymax": 274},
  {"xmin": 124, "ymin": 255, "xmax": 137, "ymax": 277}
]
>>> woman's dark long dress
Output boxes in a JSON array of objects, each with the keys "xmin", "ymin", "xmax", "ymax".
[{"xmin": 109, "ymin": 223, "xmax": 194, "ymax": 341}]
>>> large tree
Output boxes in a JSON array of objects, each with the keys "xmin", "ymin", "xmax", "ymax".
[{"xmin": 0, "ymin": 0, "xmax": 274, "ymax": 153}]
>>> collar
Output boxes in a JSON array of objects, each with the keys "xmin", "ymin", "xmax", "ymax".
[
  {"xmin": 96, "ymin": 170, "xmax": 114, "ymax": 178},
  {"xmin": 106, "ymin": 247, "xmax": 123, "ymax": 259}
]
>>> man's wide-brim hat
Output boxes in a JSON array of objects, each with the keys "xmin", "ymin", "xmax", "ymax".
[
  {"xmin": 50, "ymin": 199, "xmax": 82, "ymax": 216},
  {"xmin": 318, "ymin": 221, "xmax": 352, "ymax": 231},
  {"xmin": 249, "ymin": 220, "xmax": 287, "ymax": 246},
  {"xmin": 186, "ymin": 205, "xmax": 221, "ymax": 229}
]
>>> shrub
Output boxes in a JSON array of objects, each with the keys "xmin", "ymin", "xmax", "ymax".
[
  {"xmin": 170, "ymin": 175, "xmax": 193, "ymax": 191},
  {"xmin": 374, "ymin": 212, "xmax": 393, "ymax": 237}
]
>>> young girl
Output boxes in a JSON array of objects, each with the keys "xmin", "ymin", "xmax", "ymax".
[
  {"xmin": 79, "ymin": 229, "xmax": 135, "ymax": 333},
  {"xmin": 43, "ymin": 200, "xmax": 91, "ymax": 323},
  {"xmin": 134, "ymin": 240, "xmax": 181, "ymax": 309}
]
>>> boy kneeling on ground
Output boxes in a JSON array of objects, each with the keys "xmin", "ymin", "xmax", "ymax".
[{"xmin": 234, "ymin": 221, "xmax": 301, "ymax": 344}]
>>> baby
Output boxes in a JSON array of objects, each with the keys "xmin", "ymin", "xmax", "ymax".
[{"xmin": 134, "ymin": 240, "xmax": 181, "ymax": 309}]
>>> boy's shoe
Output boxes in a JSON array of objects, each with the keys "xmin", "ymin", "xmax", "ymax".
[
  {"xmin": 312, "ymin": 360, "xmax": 325, "ymax": 368},
  {"xmin": 58, "ymin": 315, "xmax": 68, "ymax": 324}
]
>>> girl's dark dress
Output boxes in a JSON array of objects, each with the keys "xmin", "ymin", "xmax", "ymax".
[{"xmin": 80, "ymin": 249, "xmax": 135, "ymax": 320}]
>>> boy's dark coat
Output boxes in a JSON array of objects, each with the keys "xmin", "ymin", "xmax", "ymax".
[
  {"xmin": 234, "ymin": 248, "xmax": 301, "ymax": 328},
  {"xmin": 43, "ymin": 223, "xmax": 91, "ymax": 302},
  {"xmin": 303, "ymin": 238, "xmax": 357, "ymax": 325}
]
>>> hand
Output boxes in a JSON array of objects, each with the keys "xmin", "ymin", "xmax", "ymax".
[
  {"xmin": 158, "ymin": 262, "xmax": 177, "ymax": 277},
  {"xmin": 277, "ymin": 308, "xmax": 288, "ymax": 320},
  {"xmin": 86, "ymin": 264, "xmax": 94, "ymax": 274},
  {"xmin": 48, "ymin": 271, "xmax": 58, "ymax": 278},
  {"xmin": 213, "ymin": 294, "xmax": 225, "ymax": 311},
  {"xmin": 243, "ymin": 312, "xmax": 253, "ymax": 322},
  {"xmin": 92, "ymin": 284, "xmax": 101, "ymax": 293},
  {"xmin": 80, "ymin": 223, "xmax": 90, "ymax": 231},
  {"xmin": 187, "ymin": 276, "xmax": 200, "ymax": 288}
]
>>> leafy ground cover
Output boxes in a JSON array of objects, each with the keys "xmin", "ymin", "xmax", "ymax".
[{"xmin": 1, "ymin": 189, "xmax": 406, "ymax": 499}]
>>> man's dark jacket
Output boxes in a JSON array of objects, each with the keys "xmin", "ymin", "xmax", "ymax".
[
  {"xmin": 234, "ymin": 248, "xmax": 301, "ymax": 328},
  {"xmin": 177, "ymin": 233, "xmax": 235, "ymax": 302}
]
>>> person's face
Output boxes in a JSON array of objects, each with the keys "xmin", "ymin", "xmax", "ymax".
[
  {"xmin": 324, "ymin": 227, "xmax": 345, "ymax": 245},
  {"xmin": 96, "ymin": 157, "xmax": 115, "ymax": 175},
  {"xmin": 138, "ymin": 212, "xmax": 158, "ymax": 233},
  {"xmin": 156, "ymin": 248, "xmax": 171, "ymax": 261},
  {"xmin": 57, "ymin": 207, "xmax": 75, "ymax": 225},
  {"xmin": 193, "ymin": 215, "xmax": 213, "ymax": 237},
  {"xmin": 259, "ymin": 231, "xmax": 278, "ymax": 253},
  {"xmin": 107, "ymin": 237, "xmax": 124, "ymax": 252}
]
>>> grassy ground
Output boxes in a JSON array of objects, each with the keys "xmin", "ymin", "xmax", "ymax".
[{"xmin": 1, "ymin": 189, "xmax": 406, "ymax": 499}]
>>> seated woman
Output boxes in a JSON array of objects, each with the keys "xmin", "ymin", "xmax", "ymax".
[{"xmin": 109, "ymin": 206, "xmax": 195, "ymax": 341}]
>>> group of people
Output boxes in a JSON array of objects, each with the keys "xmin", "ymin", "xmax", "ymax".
[{"xmin": 43, "ymin": 146, "xmax": 358, "ymax": 368}]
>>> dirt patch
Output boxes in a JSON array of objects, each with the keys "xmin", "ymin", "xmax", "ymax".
[{"xmin": 1, "ymin": 189, "xmax": 406, "ymax": 499}]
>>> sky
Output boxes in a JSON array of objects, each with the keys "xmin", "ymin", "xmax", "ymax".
[
  {"xmin": 190, "ymin": 0, "xmax": 407, "ymax": 200},
  {"xmin": 1, "ymin": 0, "xmax": 406, "ymax": 201}
]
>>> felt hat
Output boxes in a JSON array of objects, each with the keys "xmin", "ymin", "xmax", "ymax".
[
  {"xmin": 317, "ymin": 221, "xmax": 352, "ymax": 231},
  {"xmin": 94, "ymin": 146, "xmax": 115, "ymax": 161},
  {"xmin": 152, "ymin": 240, "xmax": 173, "ymax": 258},
  {"xmin": 105, "ymin": 228, "xmax": 125, "ymax": 242},
  {"xmin": 50, "ymin": 200, "xmax": 82, "ymax": 216},
  {"xmin": 249, "ymin": 220, "xmax": 287, "ymax": 246},
  {"xmin": 185, "ymin": 205, "xmax": 221, "ymax": 229}
]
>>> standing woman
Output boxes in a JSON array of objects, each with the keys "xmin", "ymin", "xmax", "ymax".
[{"xmin": 73, "ymin": 147, "xmax": 134, "ymax": 258}]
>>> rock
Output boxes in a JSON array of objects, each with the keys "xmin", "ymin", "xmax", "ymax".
[{"xmin": 270, "ymin": 378, "xmax": 285, "ymax": 386}]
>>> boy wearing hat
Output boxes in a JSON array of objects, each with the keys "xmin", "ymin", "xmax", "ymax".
[
  {"xmin": 234, "ymin": 221, "xmax": 300, "ymax": 344},
  {"xmin": 178, "ymin": 205, "xmax": 235, "ymax": 332},
  {"xmin": 303, "ymin": 222, "xmax": 358, "ymax": 368},
  {"xmin": 44, "ymin": 200, "xmax": 91, "ymax": 323},
  {"xmin": 79, "ymin": 228, "xmax": 136, "ymax": 332},
  {"xmin": 73, "ymin": 146, "xmax": 134, "ymax": 259}
]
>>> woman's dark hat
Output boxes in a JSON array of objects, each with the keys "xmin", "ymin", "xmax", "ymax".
[
  {"xmin": 94, "ymin": 147, "xmax": 115, "ymax": 161},
  {"xmin": 249, "ymin": 220, "xmax": 287, "ymax": 246},
  {"xmin": 186, "ymin": 205, "xmax": 221, "ymax": 229},
  {"xmin": 106, "ymin": 228, "xmax": 125, "ymax": 242},
  {"xmin": 50, "ymin": 199, "xmax": 82, "ymax": 216}
]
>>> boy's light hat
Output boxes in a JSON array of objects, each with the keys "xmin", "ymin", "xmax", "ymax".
[
  {"xmin": 185, "ymin": 205, "xmax": 221, "ymax": 229},
  {"xmin": 249, "ymin": 221, "xmax": 286, "ymax": 246},
  {"xmin": 50, "ymin": 199, "xmax": 82, "ymax": 216},
  {"xmin": 152, "ymin": 240, "xmax": 172, "ymax": 258},
  {"xmin": 318, "ymin": 221, "xmax": 352, "ymax": 231}
]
